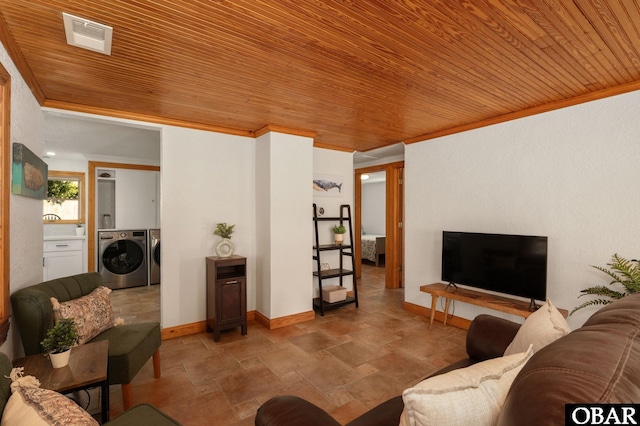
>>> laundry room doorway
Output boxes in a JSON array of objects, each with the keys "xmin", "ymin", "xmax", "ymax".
[{"xmin": 87, "ymin": 161, "xmax": 161, "ymax": 273}]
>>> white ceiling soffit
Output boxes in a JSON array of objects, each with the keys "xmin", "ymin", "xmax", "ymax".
[
  {"xmin": 62, "ymin": 12, "xmax": 113, "ymax": 55},
  {"xmin": 43, "ymin": 111, "xmax": 160, "ymax": 161},
  {"xmin": 354, "ymin": 143, "xmax": 405, "ymax": 165}
]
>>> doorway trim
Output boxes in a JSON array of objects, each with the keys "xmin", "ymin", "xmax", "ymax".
[
  {"xmin": 0, "ymin": 63, "xmax": 10, "ymax": 345},
  {"xmin": 355, "ymin": 161, "xmax": 404, "ymax": 289},
  {"xmin": 87, "ymin": 161, "xmax": 160, "ymax": 272}
]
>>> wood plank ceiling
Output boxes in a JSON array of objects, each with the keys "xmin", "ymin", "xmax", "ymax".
[{"xmin": 1, "ymin": 1, "xmax": 640, "ymax": 152}]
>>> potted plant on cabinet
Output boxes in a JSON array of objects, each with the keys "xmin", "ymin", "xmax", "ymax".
[
  {"xmin": 214, "ymin": 222, "xmax": 236, "ymax": 258},
  {"xmin": 333, "ymin": 225, "xmax": 347, "ymax": 245},
  {"xmin": 40, "ymin": 318, "xmax": 80, "ymax": 368}
]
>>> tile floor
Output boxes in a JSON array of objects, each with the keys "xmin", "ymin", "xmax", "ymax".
[{"xmin": 107, "ymin": 265, "xmax": 467, "ymax": 425}]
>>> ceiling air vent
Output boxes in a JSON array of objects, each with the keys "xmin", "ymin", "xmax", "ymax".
[{"xmin": 62, "ymin": 12, "xmax": 113, "ymax": 55}]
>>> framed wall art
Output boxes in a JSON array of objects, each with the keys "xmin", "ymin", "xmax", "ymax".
[
  {"xmin": 12, "ymin": 142, "xmax": 48, "ymax": 199},
  {"xmin": 313, "ymin": 173, "xmax": 344, "ymax": 198}
]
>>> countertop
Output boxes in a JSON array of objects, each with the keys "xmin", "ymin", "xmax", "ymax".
[{"xmin": 43, "ymin": 235, "xmax": 86, "ymax": 241}]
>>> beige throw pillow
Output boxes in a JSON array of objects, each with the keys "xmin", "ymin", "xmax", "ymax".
[
  {"xmin": 2, "ymin": 388, "xmax": 98, "ymax": 426},
  {"xmin": 2, "ymin": 368, "xmax": 98, "ymax": 426},
  {"xmin": 51, "ymin": 286, "xmax": 116, "ymax": 345},
  {"xmin": 399, "ymin": 346, "xmax": 533, "ymax": 426},
  {"xmin": 503, "ymin": 299, "xmax": 570, "ymax": 356}
]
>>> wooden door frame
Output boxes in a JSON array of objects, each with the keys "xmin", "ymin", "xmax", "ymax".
[
  {"xmin": 0, "ymin": 63, "xmax": 10, "ymax": 345},
  {"xmin": 355, "ymin": 161, "xmax": 404, "ymax": 289},
  {"xmin": 87, "ymin": 161, "xmax": 160, "ymax": 272}
]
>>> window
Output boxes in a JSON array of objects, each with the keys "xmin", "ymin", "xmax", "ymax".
[{"xmin": 43, "ymin": 171, "xmax": 85, "ymax": 224}]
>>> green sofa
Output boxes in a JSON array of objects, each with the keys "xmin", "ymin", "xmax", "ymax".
[
  {"xmin": 0, "ymin": 351, "xmax": 179, "ymax": 425},
  {"xmin": 11, "ymin": 272, "xmax": 161, "ymax": 410}
]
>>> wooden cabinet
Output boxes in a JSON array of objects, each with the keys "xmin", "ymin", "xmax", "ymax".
[{"xmin": 206, "ymin": 255, "xmax": 247, "ymax": 342}]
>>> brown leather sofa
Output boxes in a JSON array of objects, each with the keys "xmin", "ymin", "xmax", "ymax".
[{"xmin": 256, "ymin": 293, "xmax": 640, "ymax": 426}]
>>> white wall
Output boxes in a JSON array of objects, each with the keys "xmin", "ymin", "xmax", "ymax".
[
  {"xmin": 405, "ymin": 89, "xmax": 640, "ymax": 329},
  {"xmin": 161, "ymin": 126, "xmax": 255, "ymax": 328},
  {"xmin": 0, "ymin": 42, "xmax": 45, "ymax": 359},
  {"xmin": 362, "ymin": 181, "xmax": 386, "ymax": 235},
  {"xmin": 114, "ymin": 169, "xmax": 159, "ymax": 229},
  {"xmin": 313, "ymin": 148, "xmax": 355, "ymax": 294},
  {"xmin": 44, "ymin": 158, "xmax": 86, "ymax": 172},
  {"xmin": 255, "ymin": 132, "xmax": 314, "ymax": 319},
  {"xmin": 254, "ymin": 137, "xmax": 271, "ymax": 317}
]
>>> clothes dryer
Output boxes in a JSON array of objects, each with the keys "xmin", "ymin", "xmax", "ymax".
[
  {"xmin": 148, "ymin": 229, "xmax": 160, "ymax": 285},
  {"xmin": 98, "ymin": 230, "xmax": 148, "ymax": 289}
]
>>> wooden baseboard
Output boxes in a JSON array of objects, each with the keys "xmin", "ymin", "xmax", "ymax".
[
  {"xmin": 402, "ymin": 301, "xmax": 472, "ymax": 331},
  {"xmin": 255, "ymin": 311, "xmax": 270, "ymax": 329},
  {"xmin": 161, "ymin": 310, "xmax": 258, "ymax": 340},
  {"xmin": 161, "ymin": 321, "xmax": 206, "ymax": 340},
  {"xmin": 255, "ymin": 310, "xmax": 315, "ymax": 330}
]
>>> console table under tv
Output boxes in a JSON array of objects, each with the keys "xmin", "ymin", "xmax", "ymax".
[{"xmin": 420, "ymin": 283, "xmax": 568, "ymax": 330}]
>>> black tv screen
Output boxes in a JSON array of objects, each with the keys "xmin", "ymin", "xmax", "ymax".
[{"xmin": 442, "ymin": 231, "xmax": 548, "ymax": 301}]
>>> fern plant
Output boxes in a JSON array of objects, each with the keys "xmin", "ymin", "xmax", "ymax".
[{"xmin": 571, "ymin": 254, "xmax": 640, "ymax": 314}]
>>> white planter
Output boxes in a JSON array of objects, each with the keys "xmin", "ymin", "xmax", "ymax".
[
  {"xmin": 334, "ymin": 233, "xmax": 344, "ymax": 245},
  {"xmin": 49, "ymin": 349, "xmax": 71, "ymax": 368},
  {"xmin": 75, "ymin": 226, "xmax": 84, "ymax": 236}
]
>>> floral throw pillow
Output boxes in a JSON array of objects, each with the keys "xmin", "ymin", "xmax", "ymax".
[{"xmin": 51, "ymin": 286, "xmax": 116, "ymax": 345}]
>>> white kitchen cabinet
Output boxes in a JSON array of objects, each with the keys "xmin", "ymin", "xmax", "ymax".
[
  {"xmin": 43, "ymin": 239, "xmax": 83, "ymax": 281},
  {"xmin": 115, "ymin": 169, "xmax": 159, "ymax": 229}
]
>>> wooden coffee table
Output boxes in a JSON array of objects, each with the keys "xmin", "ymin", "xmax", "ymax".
[{"xmin": 13, "ymin": 340, "xmax": 110, "ymax": 423}]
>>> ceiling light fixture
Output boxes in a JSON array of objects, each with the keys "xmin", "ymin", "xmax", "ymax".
[
  {"xmin": 62, "ymin": 12, "xmax": 113, "ymax": 55},
  {"xmin": 46, "ymin": 151, "xmax": 56, "ymax": 156},
  {"xmin": 361, "ymin": 174, "xmax": 370, "ymax": 180}
]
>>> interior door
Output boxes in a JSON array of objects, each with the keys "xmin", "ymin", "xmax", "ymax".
[{"xmin": 355, "ymin": 161, "xmax": 404, "ymax": 289}]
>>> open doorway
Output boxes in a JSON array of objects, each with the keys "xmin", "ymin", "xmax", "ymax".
[
  {"xmin": 355, "ymin": 161, "xmax": 404, "ymax": 289},
  {"xmin": 360, "ymin": 171, "xmax": 387, "ymax": 267}
]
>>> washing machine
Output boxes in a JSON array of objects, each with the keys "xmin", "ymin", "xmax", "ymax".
[
  {"xmin": 98, "ymin": 230, "xmax": 148, "ymax": 289},
  {"xmin": 148, "ymin": 229, "xmax": 160, "ymax": 285}
]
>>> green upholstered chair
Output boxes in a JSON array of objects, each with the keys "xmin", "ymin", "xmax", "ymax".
[
  {"xmin": 11, "ymin": 272, "xmax": 162, "ymax": 410},
  {"xmin": 0, "ymin": 352, "xmax": 179, "ymax": 425},
  {"xmin": 0, "ymin": 353, "xmax": 10, "ymax": 420}
]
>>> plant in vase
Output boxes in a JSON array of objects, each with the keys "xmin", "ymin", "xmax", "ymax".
[
  {"xmin": 214, "ymin": 222, "xmax": 236, "ymax": 258},
  {"xmin": 571, "ymin": 253, "xmax": 640, "ymax": 314},
  {"xmin": 40, "ymin": 318, "xmax": 80, "ymax": 368},
  {"xmin": 333, "ymin": 225, "xmax": 347, "ymax": 245}
]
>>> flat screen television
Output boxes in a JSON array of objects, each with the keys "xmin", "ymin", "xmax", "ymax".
[{"xmin": 441, "ymin": 231, "xmax": 548, "ymax": 304}]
